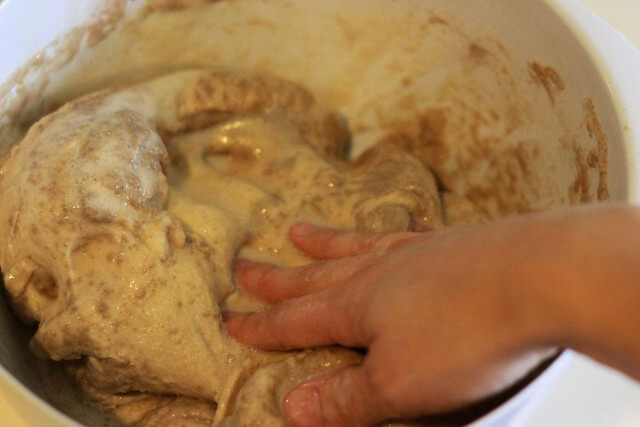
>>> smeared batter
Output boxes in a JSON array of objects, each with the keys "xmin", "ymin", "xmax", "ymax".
[{"xmin": 0, "ymin": 70, "xmax": 486, "ymax": 425}]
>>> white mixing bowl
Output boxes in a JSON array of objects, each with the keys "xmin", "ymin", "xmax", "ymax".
[{"xmin": 1, "ymin": 0, "xmax": 639, "ymax": 425}]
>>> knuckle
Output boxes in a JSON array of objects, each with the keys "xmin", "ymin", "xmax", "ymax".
[
  {"xmin": 319, "ymin": 370, "xmax": 366, "ymax": 424},
  {"xmin": 331, "ymin": 287, "xmax": 369, "ymax": 345},
  {"xmin": 383, "ymin": 233, "xmax": 422, "ymax": 252},
  {"xmin": 356, "ymin": 236, "xmax": 377, "ymax": 254},
  {"xmin": 373, "ymin": 234, "xmax": 401, "ymax": 251},
  {"xmin": 243, "ymin": 264, "xmax": 270, "ymax": 290},
  {"xmin": 261, "ymin": 266, "xmax": 279, "ymax": 286},
  {"xmin": 364, "ymin": 362, "xmax": 410, "ymax": 416},
  {"xmin": 316, "ymin": 229, "xmax": 339, "ymax": 249},
  {"xmin": 301, "ymin": 265, "xmax": 315, "ymax": 283},
  {"xmin": 255, "ymin": 273, "xmax": 282, "ymax": 302},
  {"xmin": 326, "ymin": 228, "xmax": 341, "ymax": 241},
  {"xmin": 265, "ymin": 310, "xmax": 291, "ymax": 348}
]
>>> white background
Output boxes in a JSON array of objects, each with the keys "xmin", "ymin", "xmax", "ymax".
[{"xmin": 1, "ymin": 0, "xmax": 640, "ymax": 425}]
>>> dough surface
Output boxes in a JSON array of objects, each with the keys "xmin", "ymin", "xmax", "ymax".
[{"xmin": 0, "ymin": 70, "xmax": 486, "ymax": 425}]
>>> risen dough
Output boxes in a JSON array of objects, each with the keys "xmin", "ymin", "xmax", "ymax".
[{"xmin": 0, "ymin": 70, "xmax": 485, "ymax": 424}]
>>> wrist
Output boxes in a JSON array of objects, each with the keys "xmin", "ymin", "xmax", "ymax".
[
  {"xmin": 523, "ymin": 205, "xmax": 640, "ymax": 379},
  {"xmin": 500, "ymin": 208, "xmax": 576, "ymax": 349}
]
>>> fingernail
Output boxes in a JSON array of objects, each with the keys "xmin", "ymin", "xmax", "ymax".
[
  {"xmin": 234, "ymin": 258, "xmax": 256, "ymax": 271},
  {"xmin": 284, "ymin": 386, "xmax": 323, "ymax": 427},
  {"xmin": 234, "ymin": 260, "xmax": 272, "ymax": 293},
  {"xmin": 290, "ymin": 222, "xmax": 315, "ymax": 239},
  {"xmin": 221, "ymin": 311, "xmax": 243, "ymax": 322},
  {"xmin": 410, "ymin": 216, "xmax": 432, "ymax": 232}
]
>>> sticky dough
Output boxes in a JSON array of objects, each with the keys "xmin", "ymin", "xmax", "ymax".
[{"xmin": 0, "ymin": 70, "xmax": 486, "ymax": 425}]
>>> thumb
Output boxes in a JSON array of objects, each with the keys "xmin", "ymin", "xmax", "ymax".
[{"xmin": 283, "ymin": 365, "xmax": 390, "ymax": 427}]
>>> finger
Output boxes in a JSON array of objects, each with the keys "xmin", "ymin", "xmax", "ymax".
[
  {"xmin": 283, "ymin": 364, "xmax": 392, "ymax": 427},
  {"xmin": 289, "ymin": 222, "xmax": 424, "ymax": 260},
  {"xmin": 411, "ymin": 215, "xmax": 432, "ymax": 232},
  {"xmin": 225, "ymin": 286, "xmax": 368, "ymax": 350},
  {"xmin": 235, "ymin": 256, "xmax": 374, "ymax": 303}
]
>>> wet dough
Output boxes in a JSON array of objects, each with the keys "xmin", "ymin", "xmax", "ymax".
[{"xmin": 0, "ymin": 70, "xmax": 485, "ymax": 425}]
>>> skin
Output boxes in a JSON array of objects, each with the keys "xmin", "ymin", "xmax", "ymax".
[{"xmin": 225, "ymin": 204, "xmax": 640, "ymax": 426}]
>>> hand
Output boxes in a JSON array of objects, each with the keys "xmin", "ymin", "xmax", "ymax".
[{"xmin": 226, "ymin": 217, "xmax": 562, "ymax": 426}]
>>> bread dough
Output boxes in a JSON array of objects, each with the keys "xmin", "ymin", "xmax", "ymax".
[{"xmin": 0, "ymin": 70, "xmax": 486, "ymax": 425}]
